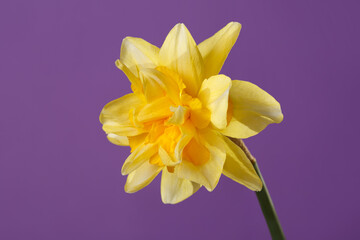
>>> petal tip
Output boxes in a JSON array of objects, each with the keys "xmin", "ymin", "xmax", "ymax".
[
  {"xmin": 115, "ymin": 59, "xmax": 123, "ymax": 69},
  {"xmin": 250, "ymin": 176, "xmax": 263, "ymax": 191},
  {"xmin": 121, "ymin": 36, "xmax": 134, "ymax": 44},
  {"xmin": 124, "ymin": 184, "xmax": 133, "ymax": 193},
  {"xmin": 170, "ymin": 23, "xmax": 187, "ymax": 32},
  {"xmin": 224, "ymin": 21, "xmax": 242, "ymax": 34},
  {"xmin": 230, "ymin": 21, "xmax": 242, "ymax": 28},
  {"xmin": 121, "ymin": 164, "xmax": 129, "ymax": 176},
  {"xmin": 254, "ymin": 180, "xmax": 263, "ymax": 192},
  {"xmin": 176, "ymin": 22, "xmax": 186, "ymax": 27},
  {"xmin": 161, "ymin": 197, "xmax": 175, "ymax": 205}
]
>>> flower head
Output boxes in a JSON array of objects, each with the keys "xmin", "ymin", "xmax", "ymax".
[{"xmin": 100, "ymin": 22, "xmax": 283, "ymax": 204}]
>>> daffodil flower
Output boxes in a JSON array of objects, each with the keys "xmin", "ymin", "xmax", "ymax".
[{"xmin": 100, "ymin": 22, "xmax": 283, "ymax": 204}]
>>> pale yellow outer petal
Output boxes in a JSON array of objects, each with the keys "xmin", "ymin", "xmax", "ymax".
[
  {"xmin": 161, "ymin": 168, "xmax": 201, "ymax": 204},
  {"xmin": 198, "ymin": 22, "xmax": 241, "ymax": 78},
  {"xmin": 115, "ymin": 60, "xmax": 143, "ymax": 97},
  {"xmin": 176, "ymin": 130, "xmax": 226, "ymax": 191},
  {"xmin": 198, "ymin": 74, "xmax": 232, "ymax": 130},
  {"xmin": 102, "ymin": 121, "xmax": 145, "ymax": 137},
  {"xmin": 99, "ymin": 93, "xmax": 146, "ymax": 136},
  {"xmin": 124, "ymin": 161, "xmax": 162, "ymax": 193},
  {"xmin": 116, "ymin": 37, "xmax": 159, "ymax": 97},
  {"xmin": 99, "ymin": 93, "xmax": 142, "ymax": 124},
  {"xmin": 222, "ymin": 137, "xmax": 262, "ymax": 191},
  {"xmin": 221, "ymin": 80, "xmax": 283, "ymax": 139},
  {"xmin": 121, "ymin": 143, "xmax": 158, "ymax": 175},
  {"xmin": 119, "ymin": 37, "xmax": 159, "ymax": 77},
  {"xmin": 159, "ymin": 23, "xmax": 204, "ymax": 97},
  {"xmin": 107, "ymin": 133, "xmax": 129, "ymax": 146}
]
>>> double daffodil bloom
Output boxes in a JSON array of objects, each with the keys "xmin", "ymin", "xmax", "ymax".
[{"xmin": 100, "ymin": 22, "xmax": 283, "ymax": 204}]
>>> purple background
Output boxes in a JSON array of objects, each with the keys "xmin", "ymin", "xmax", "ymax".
[{"xmin": 1, "ymin": 0, "xmax": 359, "ymax": 239}]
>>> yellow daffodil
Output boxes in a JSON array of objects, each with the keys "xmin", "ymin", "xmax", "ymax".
[{"xmin": 100, "ymin": 22, "xmax": 283, "ymax": 204}]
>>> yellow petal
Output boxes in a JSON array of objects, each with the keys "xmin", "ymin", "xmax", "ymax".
[
  {"xmin": 137, "ymin": 96, "xmax": 173, "ymax": 123},
  {"xmin": 161, "ymin": 168, "xmax": 201, "ymax": 204},
  {"xmin": 100, "ymin": 93, "xmax": 146, "ymax": 136},
  {"xmin": 174, "ymin": 120, "xmax": 195, "ymax": 162},
  {"xmin": 166, "ymin": 105, "xmax": 189, "ymax": 125},
  {"xmin": 176, "ymin": 130, "xmax": 225, "ymax": 191},
  {"xmin": 102, "ymin": 121, "xmax": 145, "ymax": 137},
  {"xmin": 156, "ymin": 66, "xmax": 186, "ymax": 103},
  {"xmin": 107, "ymin": 133, "xmax": 129, "ymax": 146},
  {"xmin": 121, "ymin": 143, "xmax": 158, "ymax": 175},
  {"xmin": 115, "ymin": 60, "xmax": 143, "ymax": 97},
  {"xmin": 139, "ymin": 70, "xmax": 165, "ymax": 102},
  {"xmin": 198, "ymin": 22, "xmax": 241, "ymax": 78},
  {"xmin": 187, "ymin": 98, "xmax": 211, "ymax": 129},
  {"xmin": 128, "ymin": 133, "xmax": 148, "ymax": 152},
  {"xmin": 222, "ymin": 137, "xmax": 262, "ymax": 191},
  {"xmin": 221, "ymin": 112, "xmax": 274, "ymax": 139},
  {"xmin": 159, "ymin": 23, "xmax": 204, "ymax": 97},
  {"xmin": 119, "ymin": 37, "xmax": 159, "ymax": 77},
  {"xmin": 198, "ymin": 74, "xmax": 232, "ymax": 130},
  {"xmin": 183, "ymin": 137, "xmax": 210, "ymax": 166},
  {"xmin": 158, "ymin": 147, "xmax": 180, "ymax": 167},
  {"xmin": 139, "ymin": 68, "xmax": 182, "ymax": 103},
  {"xmin": 124, "ymin": 161, "xmax": 162, "ymax": 193},
  {"xmin": 99, "ymin": 93, "xmax": 142, "ymax": 124},
  {"xmin": 221, "ymin": 80, "xmax": 283, "ymax": 138}
]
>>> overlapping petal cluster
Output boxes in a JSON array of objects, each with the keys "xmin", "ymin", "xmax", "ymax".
[{"xmin": 100, "ymin": 22, "xmax": 283, "ymax": 204}]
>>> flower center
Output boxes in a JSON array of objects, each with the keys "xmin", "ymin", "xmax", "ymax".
[
  {"xmin": 133, "ymin": 67, "xmax": 216, "ymax": 168},
  {"xmin": 158, "ymin": 125, "xmax": 181, "ymax": 153},
  {"xmin": 144, "ymin": 120, "xmax": 181, "ymax": 153}
]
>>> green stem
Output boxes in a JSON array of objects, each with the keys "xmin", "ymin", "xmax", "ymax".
[
  {"xmin": 232, "ymin": 138, "xmax": 285, "ymax": 240},
  {"xmin": 252, "ymin": 161, "xmax": 285, "ymax": 240}
]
